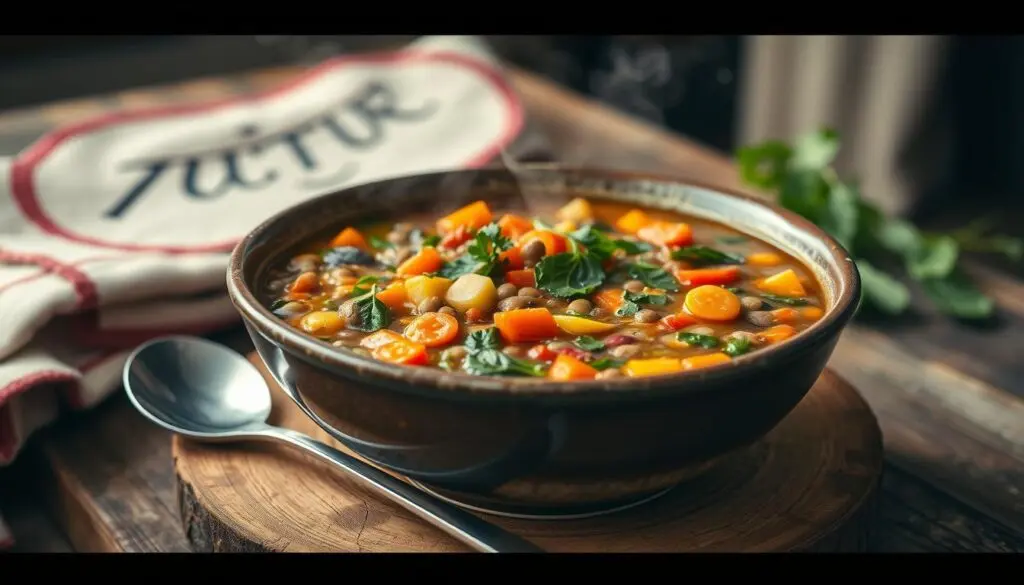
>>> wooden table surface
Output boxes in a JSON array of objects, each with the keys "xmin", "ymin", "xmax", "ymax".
[{"xmin": 1, "ymin": 62, "xmax": 1022, "ymax": 553}]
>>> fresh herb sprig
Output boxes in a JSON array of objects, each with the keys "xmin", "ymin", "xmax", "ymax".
[
  {"xmin": 349, "ymin": 284, "xmax": 390, "ymax": 332},
  {"xmin": 615, "ymin": 289, "xmax": 670, "ymax": 317},
  {"xmin": 535, "ymin": 237, "xmax": 607, "ymax": 298},
  {"xmin": 671, "ymin": 246, "xmax": 745, "ymax": 266},
  {"xmin": 737, "ymin": 129, "xmax": 1021, "ymax": 319},
  {"xmin": 438, "ymin": 223, "xmax": 513, "ymax": 279},
  {"xmin": 461, "ymin": 328, "xmax": 546, "ymax": 377}
]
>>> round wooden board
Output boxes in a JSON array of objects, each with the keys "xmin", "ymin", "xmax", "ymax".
[{"xmin": 174, "ymin": 353, "xmax": 883, "ymax": 552}]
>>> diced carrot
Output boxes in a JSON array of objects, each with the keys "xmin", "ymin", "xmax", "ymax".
[
  {"xmin": 439, "ymin": 225, "xmax": 472, "ymax": 250},
  {"xmin": 681, "ymin": 353, "xmax": 732, "ymax": 370},
  {"xmin": 548, "ymin": 353, "xmax": 599, "ymax": 381},
  {"xmin": 505, "ymin": 269, "xmax": 536, "ymax": 288},
  {"xmin": 465, "ymin": 308, "xmax": 484, "ymax": 323},
  {"xmin": 517, "ymin": 230, "xmax": 568, "ymax": 257},
  {"xmin": 360, "ymin": 329, "xmax": 404, "ymax": 350},
  {"xmin": 403, "ymin": 311, "xmax": 460, "ymax": 348},
  {"xmin": 636, "ymin": 221, "xmax": 694, "ymax": 247},
  {"xmin": 289, "ymin": 271, "xmax": 320, "ymax": 294},
  {"xmin": 493, "ymin": 308, "xmax": 559, "ymax": 343},
  {"xmin": 593, "ymin": 288, "xmax": 624, "ymax": 313},
  {"xmin": 528, "ymin": 344, "xmax": 557, "ymax": 361},
  {"xmin": 770, "ymin": 307, "xmax": 800, "ymax": 323},
  {"xmin": 684, "ymin": 285, "xmax": 742, "ymax": 322},
  {"xmin": 802, "ymin": 306, "xmax": 824, "ymax": 320},
  {"xmin": 658, "ymin": 313, "xmax": 698, "ymax": 332},
  {"xmin": 396, "ymin": 246, "xmax": 443, "ymax": 276},
  {"xmin": 745, "ymin": 252, "xmax": 783, "ymax": 267},
  {"xmin": 556, "ymin": 197, "xmax": 594, "ymax": 223},
  {"xmin": 759, "ymin": 324, "xmax": 798, "ymax": 344},
  {"xmin": 623, "ymin": 358, "xmax": 683, "ymax": 377},
  {"xmin": 436, "ymin": 200, "xmax": 493, "ymax": 234},
  {"xmin": 499, "ymin": 247, "xmax": 524, "ymax": 270},
  {"xmin": 329, "ymin": 227, "xmax": 370, "ymax": 250},
  {"xmin": 372, "ymin": 339, "xmax": 429, "ymax": 366},
  {"xmin": 756, "ymin": 269, "xmax": 807, "ymax": 297},
  {"xmin": 675, "ymin": 266, "xmax": 740, "ymax": 287},
  {"xmin": 284, "ymin": 291, "xmax": 311, "ymax": 301},
  {"xmin": 497, "ymin": 214, "xmax": 534, "ymax": 240},
  {"xmin": 615, "ymin": 209, "xmax": 653, "ymax": 235},
  {"xmin": 376, "ymin": 281, "xmax": 409, "ymax": 313}
]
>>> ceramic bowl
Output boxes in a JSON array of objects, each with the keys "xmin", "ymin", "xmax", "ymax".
[{"xmin": 226, "ymin": 165, "xmax": 860, "ymax": 517}]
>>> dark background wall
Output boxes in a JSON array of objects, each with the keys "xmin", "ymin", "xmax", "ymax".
[{"xmin": 0, "ymin": 35, "xmax": 1018, "ymax": 213}]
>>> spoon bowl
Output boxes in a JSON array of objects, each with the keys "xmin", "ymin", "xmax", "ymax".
[{"xmin": 122, "ymin": 335, "xmax": 544, "ymax": 553}]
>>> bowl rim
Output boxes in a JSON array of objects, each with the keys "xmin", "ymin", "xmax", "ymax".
[{"xmin": 226, "ymin": 164, "xmax": 861, "ymax": 402}]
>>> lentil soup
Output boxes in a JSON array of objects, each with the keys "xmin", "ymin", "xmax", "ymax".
[{"xmin": 262, "ymin": 196, "xmax": 826, "ymax": 381}]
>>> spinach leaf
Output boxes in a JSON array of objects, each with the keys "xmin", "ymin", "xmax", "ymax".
[
  {"xmin": 369, "ymin": 235, "xmax": 393, "ymax": 250},
  {"xmin": 573, "ymin": 336, "xmax": 605, "ymax": 352},
  {"xmin": 464, "ymin": 350, "xmax": 547, "ymax": 377},
  {"xmin": 569, "ymin": 225, "xmax": 617, "ymax": 261},
  {"xmin": 270, "ymin": 299, "xmax": 288, "ymax": 311},
  {"xmin": 760, "ymin": 292, "xmax": 810, "ymax": 306},
  {"xmin": 671, "ymin": 246, "xmax": 744, "ymax": 266},
  {"xmin": 908, "ymin": 236, "xmax": 959, "ymax": 280},
  {"xmin": 465, "ymin": 327, "xmax": 501, "ymax": 352},
  {"xmin": 321, "ymin": 246, "xmax": 376, "ymax": 267},
  {"xmin": 613, "ymin": 239, "xmax": 652, "ymax": 255},
  {"xmin": 437, "ymin": 222, "xmax": 512, "ymax": 279},
  {"xmin": 350, "ymin": 285, "xmax": 390, "ymax": 332},
  {"xmin": 677, "ymin": 332, "xmax": 719, "ymax": 349},
  {"xmin": 615, "ymin": 290, "xmax": 670, "ymax": 317},
  {"xmin": 351, "ymin": 275, "xmax": 382, "ymax": 298},
  {"xmin": 590, "ymin": 357, "xmax": 625, "ymax": 371},
  {"xmin": 723, "ymin": 337, "xmax": 753, "ymax": 357},
  {"xmin": 626, "ymin": 262, "xmax": 680, "ymax": 292},
  {"xmin": 409, "ymin": 229, "xmax": 440, "ymax": 250},
  {"xmin": 535, "ymin": 239, "xmax": 606, "ymax": 298}
]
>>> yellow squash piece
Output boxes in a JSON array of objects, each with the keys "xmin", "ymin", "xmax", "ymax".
[
  {"xmin": 445, "ymin": 273, "xmax": 498, "ymax": 314},
  {"xmin": 556, "ymin": 197, "xmax": 594, "ymax": 223},
  {"xmin": 756, "ymin": 268, "xmax": 807, "ymax": 297},
  {"xmin": 404, "ymin": 275, "xmax": 454, "ymax": 306},
  {"xmin": 623, "ymin": 358, "xmax": 683, "ymax": 377},
  {"xmin": 552, "ymin": 314, "xmax": 619, "ymax": 336}
]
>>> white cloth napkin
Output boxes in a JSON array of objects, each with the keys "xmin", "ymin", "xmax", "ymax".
[{"xmin": 0, "ymin": 34, "xmax": 542, "ymax": 548}]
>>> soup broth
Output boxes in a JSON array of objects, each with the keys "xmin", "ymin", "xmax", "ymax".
[{"xmin": 262, "ymin": 196, "xmax": 825, "ymax": 380}]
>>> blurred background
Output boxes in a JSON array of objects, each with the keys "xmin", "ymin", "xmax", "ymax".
[{"xmin": 1, "ymin": 34, "xmax": 1020, "ymax": 226}]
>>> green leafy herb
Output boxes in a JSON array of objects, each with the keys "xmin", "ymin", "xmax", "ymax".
[
  {"xmin": 590, "ymin": 357, "xmax": 625, "ymax": 371},
  {"xmin": 351, "ymin": 275, "xmax": 382, "ymax": 298},
  {"xmin": 410, "ymin": 229, "xmax": 440, "ymax": 249},
  {"xmin": 723, "ymin": 337, "xmax": 753, "ymax": 357},
  {"xmin": 369, "ymin": 235, "xmax": 394, "ymax": 250},
  {"xmin": 438, "ymin": 222, "xmax": 512, "ymax": 279},
  {"xmin": 760, "ymin": 292, "xmax": 810, "ymax": 306},
  {"xmin": 737, "ymin": 128, "xmax": 1020, "ymax": 319},
  {"xmin": 350, "ymin": 284, "xmax": 390, "ymax": 332},
  {"xmin": 568, "ymin": 224, "xmax": 617, "ymax": 261},
  {"xmin": 535, "ymin": 239, "xmax": 606, "ymax": 298},
  {"xmin": 615, "ymin": 289, "xmax": 670, "ymax": 317},
  {"xmin": 270, "ymin": 299, "xmax": 288, "ymax": 311},
  {"xmin": 613, "ymin": 239, "xmax": 652, "ymax": 255},
  {"xmin": 671, "ymin": 246, "xmax": 745, "ymax": 266},
  {"xmin": 421, "ymin": 234, "xmax": 441, "ymax": 247},
  {"xmin": 573, "ymin": 336, "xmax": 606, "ymax": 352},
  {"xmin": 726, "ymin": 286, "xmax": 745, "ymax": 295},
  {"xmin": 626, "ymin": 262, "xmax": 680, "ymax": 292},
  {"xmin": 465, "ymin": 327, "xmax": 501, "ymax": 352},
  {"xmin": 461, "ymin": 327, "xmax": 546, "ymax": 377},
  {"xmin": 677, "ymin": 332, "xmax": 719, "ymax": 349}
]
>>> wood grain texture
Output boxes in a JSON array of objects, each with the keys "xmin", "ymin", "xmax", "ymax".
[
  {"xmin": 0, "ymin": 64, "xmax": 1020, "ymax": 553},
  {"xmin": 172, "ymin": 355, "xmax": 880, "ymax": 553}
]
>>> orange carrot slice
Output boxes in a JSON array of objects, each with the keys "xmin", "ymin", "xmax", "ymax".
[
  {"xmin": 493, "ymin": 308, "xmax": 559, "ymax": 343},
  {"xmin": 684, "ymin": 285, "xmax": 742, "ymax": 321},
  {"xmin": 548, "ymin": 354, "xmax": 599, "ymax": 380}
]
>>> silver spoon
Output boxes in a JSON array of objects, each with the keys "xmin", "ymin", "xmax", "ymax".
[{"xmin": 122, "ymin": 335, "xmax": 544, "ymax": 553}]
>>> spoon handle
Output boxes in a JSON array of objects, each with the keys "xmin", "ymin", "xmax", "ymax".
[{"xmin": 267, "ymin": 427, "xmax": 545, "ymax": 553}]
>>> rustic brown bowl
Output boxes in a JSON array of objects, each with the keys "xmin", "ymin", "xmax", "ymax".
[{"xmin": 226, "ymin": 165, "xmax": 860, "ymax": 517}]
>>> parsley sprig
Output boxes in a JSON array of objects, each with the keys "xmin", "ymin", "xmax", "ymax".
[{"xmin": 438, "ymin": 223, "xmax": 513, "ymax": 279}]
